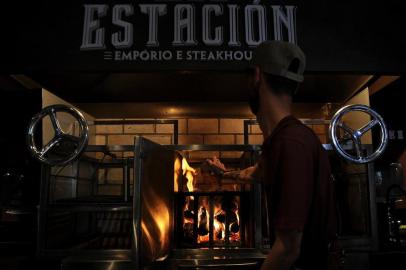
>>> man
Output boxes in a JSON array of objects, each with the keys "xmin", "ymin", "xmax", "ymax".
[{"xmin": 208, "ymin": 41, "xmax": 337, "ymax": 270}]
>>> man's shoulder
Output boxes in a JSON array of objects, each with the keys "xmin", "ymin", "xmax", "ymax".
[
  {"xmin": 274, "ymin": 121, "xmax": 318, "ymax": 145},
  {"xmin": 262, "ymin": 117, "xmax": 324, "ymax": 154}
]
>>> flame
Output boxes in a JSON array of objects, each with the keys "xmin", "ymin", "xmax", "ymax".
[
  {"xmin": 141, "ymin": 189, "xmax": 170, "ymax": 261},
  {"xmin": 182, "ymin": 158, "xmax": 195, "ymax": 192},
  {"xmin": 174, "ymin": 155, "xmax": 195, "ymax": 193},
  {"xmin": 197, "ymin": 205, "xmax": 210, "ymax": 243},
  {"xmin": 174, "ymin": 156, "xmax": 182, "ymax": 192},
  {"xmin": 177, "ymin": 156, "xmax": 241, "ymax": 245},
  {"xmin": 213, "ymin": 207, "xmax": 225, "ymax": 241},
  {"xmin": 230, "ymin": 208, "xmax": 240, "ymax": 242}
]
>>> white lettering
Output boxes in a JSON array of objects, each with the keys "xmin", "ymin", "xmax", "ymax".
[
  {"xmin": 173, "ymin": 4, "xmax": 197, "ymax": 46},
  {"xmin": 272, "ymin": 5, "xmax": 297, "ymax": 44},
  {"xmin": 139, "ymin": 4, "xmax": 167, "ymax": 47},
  {"xmin": 245, "ymin": 5, "xmax": 267, "ymax": 47},
  {"xmin": 112, "ymin": 5, "xmax": 134, "ymax": 49},
  {"xmin": 79, "ymin": 4, "xmax": 299, "ymax": 54},
  {"xmin": 228, "ymin": 5, "xmax": 240, "ymax": 47},
  {"xmin": 80, "ymin": 5, "xmax": 108, "ymax": 50},
  {"xmin": 202, "ymin": 5, "xmax": 223, "ymax": 46}
]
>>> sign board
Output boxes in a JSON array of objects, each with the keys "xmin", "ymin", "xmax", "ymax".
[
  {"xmin": 79, "ymin": 2, "xmax": 297, "ymax": 65},
  {"xmin": 1, "ymin": 1, "xmax": 405, "ymax": 72}
]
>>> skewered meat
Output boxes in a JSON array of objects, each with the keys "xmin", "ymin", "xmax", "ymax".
[{"xmin": 206, "ymin": 156, "xmax": 227, "ymax": 172}]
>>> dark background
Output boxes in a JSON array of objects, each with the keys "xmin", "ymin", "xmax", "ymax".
[
  {"xmin": 0, "ymin": 0, "xmax": 405, "ymax": 73},
  {"xmin": 371, "ymin": 77, "xmax": 406, "ymax": 170}
]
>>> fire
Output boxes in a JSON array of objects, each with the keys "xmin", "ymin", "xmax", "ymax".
[
  {"xmin": 174, "ymin": 156, "xmax": 182, "ymax": 192},
  {"xmin": 197, "ymin": 205, "xmax": 210, "ymax": 243},
  {"xmin": 182, "ymin": 157, "xmax": 196, "ymax": 192},
  {"xmin": 229, "ymin": 208, "xmax": 240, "ymax": 242},
  {"xmin": 174, "ymin": 154, "xmax": 196, "ymax": 193},
  {"xmin": 213, "ymin": 207, "xmax": 225, "ymax": 241},
  {"xmin": 178, "ymin": 155, "xmax": 241, "ymax": 245},
  {"xmin": 141, "ymin": 188, "xmax": 170, "ymax": 261}
]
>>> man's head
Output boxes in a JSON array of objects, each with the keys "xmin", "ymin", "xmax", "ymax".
[{"xmin": 248, "ymin": 41, "xmax": 306, "ymax": 132}]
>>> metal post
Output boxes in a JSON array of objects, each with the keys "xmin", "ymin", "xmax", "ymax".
[
  {"xmin": 254, "ymin": 183, "xmax": 263, "ymax": 249},
  {"xmin": 209, "ymin": 195, "xmax": 214, "ymax": 247},
  {"xmin": 225, "ymin": 199, "xmax": 230, "ymax": 246},
  {"xmin": 173, "ymin": 120, "xmax": 179, "ymax": 145},
  {"xmin": 193, "ymin": 196, "xmax": 199, "ymax": 247},
  {"xmin": 132, "ymin": 137, "xmax": 143, "ymax": 269},
  {"xmin": 124, "ymin": 159, "xmax": 129, "ymax": 202},
  {"xmin": 37, "ymin": 165, "xmax": 51, "ymax": 256},
  {"xmin": 366, "ymin": 146, "xmax": 379, "ymax": 250},
  {"xmin": 243, "ymin": 120, "xmax": 250, "ymax": 145},
  {"xmin": 239, "ymin": 195, "xmax": 245, "ymax": 247}
]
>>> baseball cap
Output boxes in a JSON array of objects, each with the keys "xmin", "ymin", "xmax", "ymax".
[{"xmin": 250, "ymin": 41, "xmax": 306, "ymax": 82}]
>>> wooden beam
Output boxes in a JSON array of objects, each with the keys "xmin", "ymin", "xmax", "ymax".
[{"xmin": 369, "ymin": 76, "xmax": 400, "ymax": 96}]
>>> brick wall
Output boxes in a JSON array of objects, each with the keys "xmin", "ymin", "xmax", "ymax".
[{"xmin": 94, "ymin": 118, "xmax": 328, "ymax": 159}]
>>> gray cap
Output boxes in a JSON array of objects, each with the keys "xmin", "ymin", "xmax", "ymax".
[{"xmin": 250, "ymin": 41, "xmax": 306, "ymax": 82}]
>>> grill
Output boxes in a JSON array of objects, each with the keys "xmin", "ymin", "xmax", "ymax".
[
  {"xmin": 131, "ymin": 138, "xmax": 265, "ymax": 269},
  {"xmin": 38, "ymin": 150, "xmax": 134, "ymax": 254},
  {"xmin": 36, "ymin": 132, "xmax": 379, "ymax": 270}
]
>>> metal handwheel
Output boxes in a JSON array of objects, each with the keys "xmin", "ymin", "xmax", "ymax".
[
  {"xmin": 329, "ymin": 104, "xmax": 388, "ymax": 164},
  {"xmin": 27, "ymin": 104, "xmax": 89, "ymax": 166}
]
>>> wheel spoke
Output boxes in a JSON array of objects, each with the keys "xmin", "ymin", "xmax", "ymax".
[
  {"xmin": 338, "ymin": 135, "xmax": 352, "ymax": 144},
  {"xmin": 338, "ymin": 122, "xmax": 354, "ymax": 136},
  {"xmin": 40, "ymin": 137, "xmax": 61, "ymax": 157},
  {"xmin": 358, "ymin": 119, "xmax": 379, "ymax": 135},
  {"xmin": 49, "ymin": 109, "xmax": 63, "ymax": 135},
  {"xmin": 353, "ymin": 138, "xmax": 363, "ymax": 160}
]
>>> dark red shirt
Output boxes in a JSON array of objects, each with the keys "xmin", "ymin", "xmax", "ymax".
[{"xmin": 260, "ymin": 116, "xmax": 337, "ymax": 269}]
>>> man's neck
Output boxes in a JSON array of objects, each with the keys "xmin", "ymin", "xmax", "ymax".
[
  {"xmin": 262, "ymin": 112, "xmax": 290, "ymax": 138},
  {"xmin": 261, "ymin": 102, "xmax": 291, "ymax": 139},
  {"xmin": 259, "ymin": 85, "xmax": 292, "ymax": 139}
]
